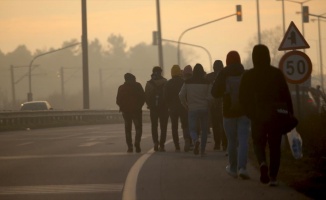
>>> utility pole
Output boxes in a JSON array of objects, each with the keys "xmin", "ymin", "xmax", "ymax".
[
  {"xmin": 256, "ymin": 0, "xmax": 261, "ymax": 44},
  {"xmin": 60, "ymin": 67, "xmax": 65, "ymax": 109},
  {"xmin": 10, "ymin": 65, "xmax": 16, "ymax": 107},
  {"xmin": 81, "ymin": 0, "xmax": 90, "ymax": 109},
  {"xmin": 156, "ymin": 0, "xmax": 164, "ymax": 74}
]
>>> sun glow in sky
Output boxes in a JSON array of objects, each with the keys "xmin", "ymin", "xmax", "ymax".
[{"xmin": 0, "ymin": 0, "xmax": 325, "ymax": 72}]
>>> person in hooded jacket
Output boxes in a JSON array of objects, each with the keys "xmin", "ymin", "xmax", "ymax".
[
  {"xmin": 206, "ymin": 60, "xmax": 227, "ymax": 151},
  {"xmin": 183, "ymin": 65, "xmax": 193, "ymax": 80},
  {"xmin": 211, "ymin": 51, "xmax": 251, "ymax": 179},
  {"xmin": 164, "ymin": 65, "xmax": 191, "ymax": 152},
  {"xmin": 239, "ymin": 44, "xmax": 293, "ymax": 186},
  {"xmin": 116, "ymin": 73, "xmax": 145, "ymax": 153},
  {"xmin": 179, "ymin": 63, "xmax": 211, "ymax": 156},
  {"xmin": 145, "ymin": 66, "xmax": 169, "ymax": 152}
]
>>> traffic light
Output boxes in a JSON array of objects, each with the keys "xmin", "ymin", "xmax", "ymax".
[
  {"xmin": 152, "ymin": 31, "xmax": 158, "ymax": 45},
  {"xmin": 302, "ymin": 6, "xmax": 309, "ymax": 23},
  {"xmin": 236, "ymin": 5, "xmax": 242, "ymax": 22}
]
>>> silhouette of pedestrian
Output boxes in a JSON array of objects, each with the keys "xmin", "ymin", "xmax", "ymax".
[
  {"xmin": 179, "ymin": 64, "xmax": 211, "ymax": 156},
  {"xmin": 211, "ymin": 51, "xmax": 250, "ymax": 179},
  {"xmin": 206, "ymin": 60, "xmax": 227, "ymax": 151},
  {"xmin": 145, "ymin": 66, "xmax": 169, "ymax": 152},
  {"xmin": 239, "ymin": 44, "xmax": 294, "ymax": 186},
  {"xmin": 116, "ymin": 73, "xmax": 145, "ymax": 153},
  {"xmin": 164, "ymin": 65, "xmax": 191, "ymax": 152}
]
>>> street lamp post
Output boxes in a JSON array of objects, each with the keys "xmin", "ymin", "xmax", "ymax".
[
  {"xmin": 177, "ymin": 5, "xmax": 241, "ymax": 67},
  {"xmin": 27, "ymin": 43, "xmax": 80, "ymax": 102},
  {"xmin": 162, "ymin": 39, "xmax": 212, "ymax": 71},
  {"xmin": 156, "ymin": 0, "xmax": 164, "ymax": 74},
  {"xmin": 256, "ymin": 0, "xmax": 262, "ymax": 44}
]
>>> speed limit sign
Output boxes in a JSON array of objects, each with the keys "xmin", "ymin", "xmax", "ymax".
[{"xmin": 278, "ymin": 51, "xmax": 312, "ymax": 84}]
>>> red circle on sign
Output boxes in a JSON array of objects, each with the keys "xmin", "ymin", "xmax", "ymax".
[{"xmin": 278, "ymin": 51, "xmax": 312, "ymax": 84}]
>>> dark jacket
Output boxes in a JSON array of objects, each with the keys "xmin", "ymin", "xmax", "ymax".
[
  {"xmin": 239, "ymin": 44, "xmax": 293, "ymax": 121},
  {"xmin": 164, "ymin": 75, "xmax": 185, "ymax": 111},
  {"xmin": 145, "ymin": 74, "xmax": 167, "ymax": 110},
  {"xmin": 205, "ymin": 71, "xmax": 218, "ymax": 84},
  {"xmin": 211, "ymin": 63, "xmax": 245, "ymax": 118},
  {"xmin": 116, "ymin": 80, "xmax": 145, "ymax": 113}
]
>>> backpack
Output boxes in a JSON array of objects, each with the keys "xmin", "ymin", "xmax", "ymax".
[
  {"xmin": 225, "ymin": 75, "xmax": 242, "ymax": 111},
  {"xmin": 148, "ymin": 80, "xmax": 165, "ymax": 109}
]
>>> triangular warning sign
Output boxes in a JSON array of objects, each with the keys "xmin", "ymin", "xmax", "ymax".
[{"xmin": 278, "ymin": 21, "xmax": 310, "ymax": 51}]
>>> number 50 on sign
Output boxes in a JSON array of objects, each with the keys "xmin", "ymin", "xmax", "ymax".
[{"xmin": 278, "ymin": 51, "xmax": 312, "ymax": 84}]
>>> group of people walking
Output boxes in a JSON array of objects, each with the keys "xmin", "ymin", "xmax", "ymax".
[{"xmin": 116, "ymin": 44, "xmax": 294, "ymax": 187}]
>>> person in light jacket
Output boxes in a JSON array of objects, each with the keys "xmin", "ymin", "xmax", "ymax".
[{"xmin": 179, "ymin": 63, "xmax": 211, "ymax": 156}]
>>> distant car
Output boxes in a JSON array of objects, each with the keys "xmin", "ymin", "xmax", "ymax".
[{"xmin": 20, "ymin": 101, "xmax": 53, "ymax": 111}]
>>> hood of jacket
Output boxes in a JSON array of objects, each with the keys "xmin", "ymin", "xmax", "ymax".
[{"xmin": 252, "ymin": 44, "xmax": 271, "ymax": 69}]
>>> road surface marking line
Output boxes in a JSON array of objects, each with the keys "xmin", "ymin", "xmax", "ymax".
[
  {"xmin": 122, "ymin": 139, "xmax": 173, "ymax": 200},
  {"xmin": 79, "ymin": 142, "xmax": 101, "ymax": 147},
  {"xmin": 0, "ymin": 152, "xmax": 132, "ymax": 160},
  {"xmin": 16, "ymin": 142, "xmax": 33, "ymax": 146},
  {"xmin": 0, "ymin": 184, "xmax": 123, "ymax": 195}
]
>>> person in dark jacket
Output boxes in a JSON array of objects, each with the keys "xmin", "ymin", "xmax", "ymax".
[
  {"xmin": 239, "ymin": 44, "xmax": 294, "ymax": 186},
  {"xmin": 164, "ymin": 65, "xmax": 191, "ymax": 152},
  {"xmin": 211, "ymin": 51, "xmax": 250, "ymax": 179},
  {"xmin": 116, "ymin": 73, "xmax": 145, "ymax": 153},
  {"xmin": 145, "ymin": 66, "xmax": 169, "ymax": 152},
  {"xmin": 179, "ymin": 63, "xmax": 211, "ymax": 156},
  {"xmin": 206, "ymin": 60, "xmax": 227, "ymax": 151}
]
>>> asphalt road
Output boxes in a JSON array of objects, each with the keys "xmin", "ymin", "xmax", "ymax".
[{"xmin": 0, "ymin": 123, "xmax": 311, "ymax": 200}]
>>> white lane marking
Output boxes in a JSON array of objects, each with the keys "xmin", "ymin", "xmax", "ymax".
[
  {"xmin": 79, "ymin": 142, "xmax": 102, "ymax": 147},
  {"xmin": 0, "ymin": 152, "xmax": 132, "ymax": 160},
  {"xmin": 0, "ymin": 184, "xmax": 123, "ymax": 195},
  {"xmin": 122, "ymin": 139, "xmax": 173, "ymax": 200},
  {"xmin": 16, "ymin": 142, "xmax": 33, "ymax": 146}
]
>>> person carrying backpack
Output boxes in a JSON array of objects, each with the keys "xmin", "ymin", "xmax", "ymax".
[
  {"xmin": 211, "ymin": 51, "xmax": 250, "ymax": 179},
  {"xmin": 145, "ymin": 66, "xmax": 169, "ymax": 152},
  {"xmin": 116, "ymin": 73, "xmax": 145, "ymax": 153}
]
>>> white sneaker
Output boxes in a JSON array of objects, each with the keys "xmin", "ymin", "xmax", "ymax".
[
  {"xmin": 238, "ymin": 168, "xmax": 250, "ymax": 180},
  {"xmin": 225, "ymin": 165, "xmax": 237, "ymax": 178}
]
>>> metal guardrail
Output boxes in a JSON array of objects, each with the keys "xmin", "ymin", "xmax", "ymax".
[{"xmin": 0, "ymin": 110, "xmax": 150, "ymax": 131}]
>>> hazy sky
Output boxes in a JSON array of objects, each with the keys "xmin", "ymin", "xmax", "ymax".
[{"xmin": 0, "ymin": 0, "xmax": 325, "ymax": 73}]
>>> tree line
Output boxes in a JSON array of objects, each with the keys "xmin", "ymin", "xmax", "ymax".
[{"xmin": 1, "ymin": 26, "xmax": 318, "ymax": 111}]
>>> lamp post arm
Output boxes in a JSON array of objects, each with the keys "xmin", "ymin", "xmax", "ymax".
[
  {"xmin": 164, "ymin": 39, "xmax": 212, "ymax": 71},
  {"xmin": 177, "ymin": 13, "xmax": 235, "ymax": 66},
  {"xmin": 27, "ymin": 42, "xmax": 81, "ymax": 101}
]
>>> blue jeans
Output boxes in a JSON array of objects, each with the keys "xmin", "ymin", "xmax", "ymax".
[
  {"xmin": 188, "ymin": 109, "xmax": 209, "ymax": 151},
  {"xmin": 223, "ymin": 116, "xmax": 250, "ymax": 173}
]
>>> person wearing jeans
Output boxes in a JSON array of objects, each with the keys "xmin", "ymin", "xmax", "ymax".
[
  {"xmin": 211, "ymin": 51, "xmax": 250, "ymax": 179},
  {"xmin": 188, "ymin": 109, "xmax": 209, "ymax": 154},
  {"xmin": 223, "ymin": 116, "xmax": 250, "ymax": 174},
  {"xmin": 179, "ymin": 63, "xmax": 211, "ymax": 156}
]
